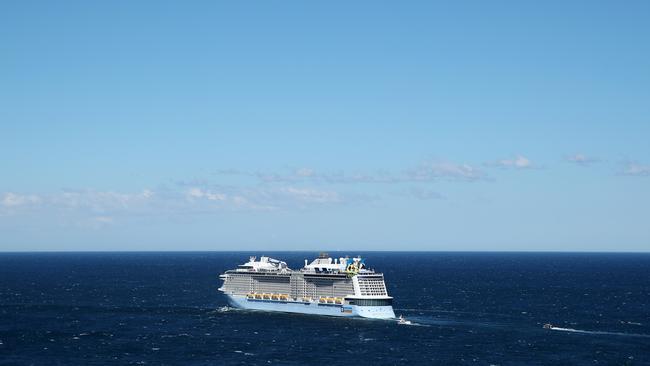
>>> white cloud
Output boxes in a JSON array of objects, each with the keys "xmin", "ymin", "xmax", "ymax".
[
  {"xmin": 182, "ymin": 184, "xmax": 347, "ymax": 210},
  {"xmin": 622, "ymin": 163, "xmax": 650, "ymax": 176},
  {"xmin": 3, "ymin": 185, "xmax": 342, "ymax": 218},
  {"xmin": 1, "ymin": 189, "xmax": 156, "ymax": 217},
  {"xmin": 1, "ymin": 192, "xmax": 41, "ymax": 207},
  {"xmin": 187, "ymin": 188, "xmax": 226, "ymax": 201},
  {"xmin": 295, "ymin": 168, "xmax": 315, "ymax": 177},
  {"xmin": 280, "ymin": 187, "xmax": 341, "ymax": 203},
  {"xmin": 231, "ymin": 195, "xmax": 248, "ymax": 206},
  {"xmin": 52, "ymin": 189, "xmax": 155, "ymax": 211},
  {"xmin": 488, "ymin": 155, "xmax": 534, "ymax": 169},
  {"xmin": 218, "ymin": 160, "xmax": 491, "ymax": 184},
  {"xmin": 254, "ymin": 167, "xmax": 398, "ymax": 184},
  {"xmin": 407, "ymin": 161, "xmax": 484, "ymax": 181},
  {"xmin": 187, "ymin": 187, "xmax": 204, "ymax": 198},
  {"xmin": 93, "ymin": 216, "xmax": 114, "ymax": 223},
  {"xmin": 566, "ymin": 154, "xmax": 599, "ymax": 166},
  {"xmin": 256, "ymin": 173, "xmax": 291, "ymax": 183}
]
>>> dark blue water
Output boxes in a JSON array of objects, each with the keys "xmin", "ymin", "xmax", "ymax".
[{"xmin": 1, "ymin": 252, "xmax": 649, "ymax": 365}]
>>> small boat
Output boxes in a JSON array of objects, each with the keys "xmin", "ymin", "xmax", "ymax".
[
  {"xmin": 397, "ymin": 315, "xmax": 412, "ymax": 325},
  {"xmin": 543, "ymin": 323, "xmax": 553, "ymax": 329}
]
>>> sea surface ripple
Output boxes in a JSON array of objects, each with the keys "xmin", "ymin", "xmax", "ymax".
[{"xmin": 0, "ymin": 252, "xmax": 649, "ymax": 365}]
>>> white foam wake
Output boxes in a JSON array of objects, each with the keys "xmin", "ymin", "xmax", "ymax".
[{"xmin": 550, "ymin": 326, "xmax": 650, "ymax": 338}]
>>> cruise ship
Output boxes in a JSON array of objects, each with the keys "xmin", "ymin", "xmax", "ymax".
[{"xmin": 218, "ymin": 253, "xmax": 396, "ymax": 319}]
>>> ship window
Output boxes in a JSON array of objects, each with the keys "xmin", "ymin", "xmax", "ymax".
[{"xmin": 348, "ymin": 298, "xmax": 392, "ymax": 306}]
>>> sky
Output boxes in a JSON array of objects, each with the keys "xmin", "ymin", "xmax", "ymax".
[{"xmin": 1, "ymin": 1, "xmax": 649, "ymax": 251}]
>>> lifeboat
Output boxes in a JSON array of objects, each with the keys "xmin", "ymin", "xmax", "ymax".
[
  {"xmin": 254, "ymin": 294, "xmax": 262, "ymax": 299},
  {"xmin": 319, "ymin": 297, "xmax": 326, "ymax": 303},
  {"xmin": 279, "ymin": 294, "xmax": 288, "ymax": 300},
  {"xmin": 326, "ymin": 298, "xmax": 334, "ymax": 304},
  {"xmin": 263, "ymin": 294, "xmax": 271, "ymax": 299},
  {"xmin": 334, "ymin": 298, "xmax": 342, "ymax": 304},
  {"xmin": 271, "ymin": 294, "xmax": 279, "ymax": 300}
]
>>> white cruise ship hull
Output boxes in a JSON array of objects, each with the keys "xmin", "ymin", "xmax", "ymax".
[{"xmin": 225, "ymin": 294, "xmax": 396, "ymax": 319}]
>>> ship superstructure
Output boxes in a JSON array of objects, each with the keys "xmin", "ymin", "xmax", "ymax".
[{"xmin": 218, "ymin": 253, "xmax": 395, "ymax": 319}]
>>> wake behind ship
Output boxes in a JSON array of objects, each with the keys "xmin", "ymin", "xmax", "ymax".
[{"xmin": 218, "ymin": 253, "xmax": 396, "ymax": 319}]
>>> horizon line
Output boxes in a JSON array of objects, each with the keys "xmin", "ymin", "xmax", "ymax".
[{"xmin": 1, "ymin": 249, "xmax": 650, "ymax": 254}]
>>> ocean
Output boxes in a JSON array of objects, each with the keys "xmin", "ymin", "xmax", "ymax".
[{"xmin": 0, "ymin": 252, "xmax": 648, "ymax": 365}]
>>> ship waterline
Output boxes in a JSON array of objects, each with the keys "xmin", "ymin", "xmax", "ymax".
[{"xmin": 218, "ymin": 253, "xmax": 396, "ymax": 319}]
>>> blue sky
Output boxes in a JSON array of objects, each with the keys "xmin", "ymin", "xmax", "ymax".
[{"xmin": 1, "ymin": 1, "xmax": 649, "ymax": 251}]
